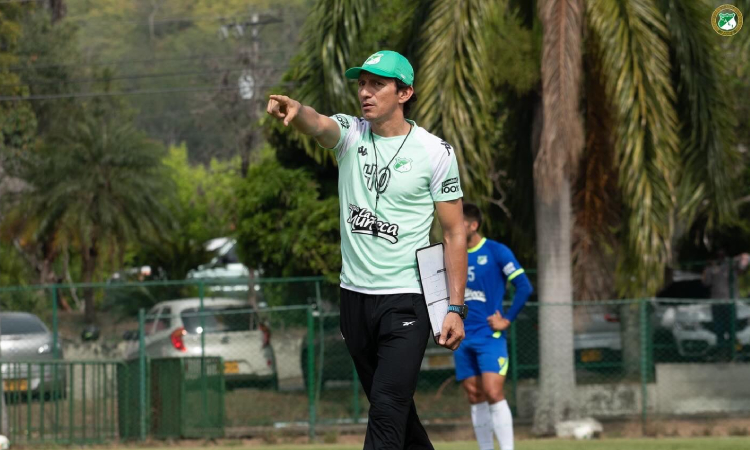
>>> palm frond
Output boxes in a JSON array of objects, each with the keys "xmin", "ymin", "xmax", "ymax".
[
  {"xmin": 573, "ymin": 44, "xmax": 620, "ymax": 301},
  {"xmin": 15, "ymin": 113, "xmax": 173, "ymax": 275},
  {"xmin": 534, "ymin": 0, "xmax": 585, "ymax": 202},
  {"xmin": 658, "ymin": 0, "xmax": 740, "ymax": 230},
  {"xmin": 587, "ymin": 0, "xmax": 680, "ymax": 297},
  {"xmin": 276, "ymin": 0, "xmax": 373, "ymax": 164},
  {"xmin": 412, "ymin": 0, "xmax": 498, "ymax": 199}
]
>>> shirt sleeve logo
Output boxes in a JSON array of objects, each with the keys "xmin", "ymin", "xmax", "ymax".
[
  {"xmin": 440, "ymin": 140, "xmax": 453, "ymax": 155},
  {"xmin": 334, "ymin": 114, "xmax": 350, "ymax": 129},
  {"xmin": 441, "ymin": 177, "xmax": 459, "ymax": 194},
  {"xmin": 502, "ymin": 262, "xmax": 517, "ymax": 277}
]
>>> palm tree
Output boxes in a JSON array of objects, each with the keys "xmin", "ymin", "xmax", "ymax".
[
  {"xmin": 533, "ymin": 0, "xmax": 739, "ymax": 432},
  {"xmin": 14, "ymin": 111, "xmax": 172, "ymax": 322},
  {"xmin": 273, "ymin": 0, "xmax": 741, "ymax": 434},
  {"xmin": 532, "ymin": 0, "xmax": 584, "ymax": 433}
]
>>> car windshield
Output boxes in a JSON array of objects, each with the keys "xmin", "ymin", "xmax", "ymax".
[
  {"xmin": 181, "ymin": 306, "xmax": 255, "ymax": 334},
  {"xmin": 0, "ymin": 315, "xmax": 48, "ymax": 335}
]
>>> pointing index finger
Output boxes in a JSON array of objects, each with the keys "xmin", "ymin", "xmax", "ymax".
[{"xmin": 269, "ymin": 94, "xmax": 289, "ymax": 104}]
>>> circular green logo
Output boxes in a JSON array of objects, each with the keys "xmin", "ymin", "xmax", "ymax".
[{"xmin": 712, "ymin": 4, "xmax": 743, "ymax": 36}]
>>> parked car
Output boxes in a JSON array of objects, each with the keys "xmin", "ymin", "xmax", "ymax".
[
  {"xmin": 186, "ymin": 238, "xmax": 263, "ymax": 295},
  {"xmin": 125, "ymin": 298, "xmax": 277, "ymax": 389},
  {"xmin": 655, "ymin": 270, "xmax": 750, "ymax": 360},
  {"xmin": 300, "ymin": 313, "xmax": 455, "ymax": 389},
  {"xmin": 661, "ymin": 301, "xmax": 750, "ymax": 359},
  {"xmin": 0, "ymin": 312, "xmax": 66, "ymax": 399},
  {"xmin": 572, "ymin": 306, "xmax": 623, "ymax": 367}
]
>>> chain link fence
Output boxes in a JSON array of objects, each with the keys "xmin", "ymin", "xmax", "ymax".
[{"xmin": 0, "ymin": 267, "xmax": 748, "ymax": 444}]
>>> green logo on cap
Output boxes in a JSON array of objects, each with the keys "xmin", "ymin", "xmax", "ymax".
[{"xmin": 365, "ymin": 53, "xmax": 384, "ymax": 65}]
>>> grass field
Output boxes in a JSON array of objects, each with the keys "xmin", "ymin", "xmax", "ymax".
[{"xmin": 201, "ymin": 437, "xmax": 750, "ymax": 450}]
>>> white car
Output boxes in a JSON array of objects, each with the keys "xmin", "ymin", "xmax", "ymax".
[
  {"xmin": 186, "ymin": 238, "xmax": 261, "ymax": 293},
  {"xmin": 126, "ymin": 298, "xmax": 277, "ymax": 388},
  {"xmin": 664, "ymin": 301, "xmax": 750, "ymax": 358}
]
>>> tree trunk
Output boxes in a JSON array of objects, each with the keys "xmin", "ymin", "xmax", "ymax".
[
  {"xmin": 619, "ymin": 302, "xmax": 641, "ymax": 379},
  {"xmin": 48, "ymin": 0, "xmax": 66, "ymax": 23},
  {"xmin": 82, "ymin": 247, "xmax": 98, "ymax": 324},
  {"xmin": 532, "ymin": 176, "xmax": 578, "ymax": 435}
]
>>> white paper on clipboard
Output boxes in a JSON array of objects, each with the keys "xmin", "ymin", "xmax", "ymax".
[{"xmin": 416, "ymin": 243, "xmax": 450, "ymax": 341}]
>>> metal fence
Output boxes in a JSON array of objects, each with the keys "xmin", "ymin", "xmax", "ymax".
[{"xmin": 0, "ymin": 267, "xmax": 748, "ymax": 444}]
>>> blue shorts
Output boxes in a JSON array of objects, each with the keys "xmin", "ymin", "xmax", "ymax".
[{"xmin": 453, "ymin": 332, "xmax": 509, "ymax": 381}]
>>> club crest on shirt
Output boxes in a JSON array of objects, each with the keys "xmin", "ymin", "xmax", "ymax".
[
  {"xmin": 477, "ymin": 255, "xmax": 488, "ymax": 265},
  {"xmin": 393, "ymin": 157, "xmax": 412, "ymax": 173}
]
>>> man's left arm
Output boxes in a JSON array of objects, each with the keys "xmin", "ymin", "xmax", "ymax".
[
  {"xmin": 436, "ymin": 199, "xmax": 467, "ymax": 350},
  {"xmin": 488, "ymin": 247, "xmax": 533, "ymax": 331},
  {"xmin": 500, "ymin": 246, "xmax": 533, "ymax": 322}
]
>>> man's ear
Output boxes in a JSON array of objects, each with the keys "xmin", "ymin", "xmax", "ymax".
[{"xmin": 398, "ymin": 86, "xmax": 414, "ymax": 104}]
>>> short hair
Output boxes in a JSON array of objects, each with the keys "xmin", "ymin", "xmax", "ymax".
[
  {"xmin": 395, "ymin": 79, "xmax": 417, "ymax": 118},
  {"xmin": 463, "ymin": 203, "xmax": 482, "ymax": 229}
]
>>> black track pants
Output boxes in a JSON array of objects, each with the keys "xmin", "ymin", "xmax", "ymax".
[{"xmin": 339, "ymin": 288, "xmax": 435, "ymax": 450}]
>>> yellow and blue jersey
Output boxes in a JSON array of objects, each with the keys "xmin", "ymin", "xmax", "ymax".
[{"xmin": 464, "ymin": 237, "xmax": 533, "ymax": 338}]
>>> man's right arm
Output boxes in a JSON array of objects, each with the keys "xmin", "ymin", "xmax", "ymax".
[{"xmin": 266, "ymin": 95, "xmax": 340, "ymax": 149}]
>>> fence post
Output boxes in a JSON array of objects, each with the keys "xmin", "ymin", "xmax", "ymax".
[
  {"xmin": 352, "ymin": 359, "xmax": 360, "ymax": 423},
  {"xmin": 138, "ymin": 308, "xmax": 147, "ymax": 442},
  {"xmin": 198, "ymin": 281, "xmax": 208, "ymax": 429},
  {"xmin": 51, "ymin": 286, "xmax": 59, "ymax": 358},
  {"xmin": 639, "ymin": 298, "xmax": 648, "ymax": 435},
  {"xmin": 729, "ymin": 258, "xmax": 737, "ymax": 361},
  {"xmin": 51, "ymin": 283, "xmax": 61, "ymax": 439},
  {"xmin": 306, "ymin": 305, "xmax": 316, "ymax": 441},
  {"xmin": 199, "ymin": 281, "xmax": 206, "ymax": 359},
  {"xmin": 510, "ymin": 318, "xmax": 518, "ymax": 415}
]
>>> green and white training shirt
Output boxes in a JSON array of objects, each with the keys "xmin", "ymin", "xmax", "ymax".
[{"xmin": 327, "ymin": 114, "xmax": 463, "ymax": 294}]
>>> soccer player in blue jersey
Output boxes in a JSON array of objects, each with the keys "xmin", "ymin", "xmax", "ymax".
[{"xmin": 454, "ymin": 203, "xmax": 533, "ymax": 450}]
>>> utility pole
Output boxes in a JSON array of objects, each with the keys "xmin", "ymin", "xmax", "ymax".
[
  {"xmin": 48, "ymin": 0, "xmax": 67, "ymax": 23},
  {"xmin": 218, "ymin": 11, "xmax": 282, "ymax": 177},
  {"xmin": 217, "ymin": 11, "xmax": 282, "ymax": 306}
]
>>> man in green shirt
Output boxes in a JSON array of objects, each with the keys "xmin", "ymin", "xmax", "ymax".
[{"xmin": 267, "ymin": 50, "xmax": 467, "ymax": 450}]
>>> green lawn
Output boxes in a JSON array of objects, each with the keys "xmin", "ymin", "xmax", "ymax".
[{"xmin": 224, "ymin": 437, "xmax": 750, "ymax": 450}]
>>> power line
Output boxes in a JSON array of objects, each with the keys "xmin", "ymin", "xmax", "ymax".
[
  {"xmin": 0, "ymin": 64, "xmax": 288, "ymax": 88},
  {"xmin": 64, "ymin": 13, "xmax": 282, "ymax": 26},
  {"xmin": 7, "ymin": 50, "xmax": 288, "ymax": 72},
  {"xmin": 0, "ymin": 82, "xmax": 293, "ymax": 101}
]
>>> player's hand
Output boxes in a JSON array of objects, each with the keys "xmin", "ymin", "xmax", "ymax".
[
  {"xmin": 439, "ymin": 312, "xmax": 465, "ymax": 350},
  {"xmin": 266, "ymin": 95, "xmax": 301, "ymax": 126},
  {"xmin": 488, "ymin": 311, "xmax": 510, "ymax": 332}
]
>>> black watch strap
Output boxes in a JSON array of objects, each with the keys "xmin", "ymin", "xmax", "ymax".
[{"xmin": 447, "ymin": 304, "xmax": 468, "ymax": 320}]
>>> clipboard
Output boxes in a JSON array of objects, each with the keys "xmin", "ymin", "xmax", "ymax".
[{"xmin": 415, "ymin": 243, "xmax": 450, "ymax": 343}]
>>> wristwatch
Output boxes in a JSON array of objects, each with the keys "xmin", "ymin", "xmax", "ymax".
[{"xmin": 447, "ymin": 304, "xmax": 468, "ymax": 320}]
